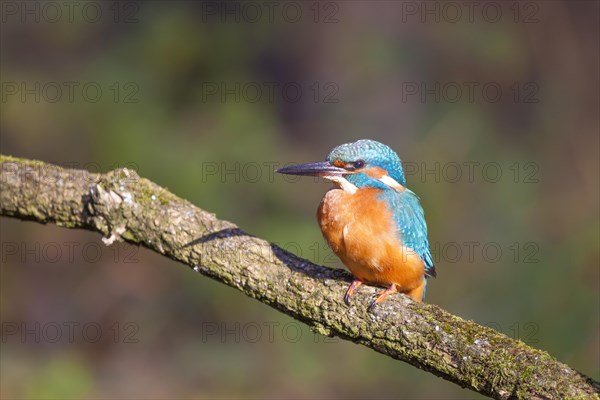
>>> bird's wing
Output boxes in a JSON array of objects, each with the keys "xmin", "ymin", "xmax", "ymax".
[{"xmin": 382, "ymin": 188, "xmax": 436, "ymax": 278}]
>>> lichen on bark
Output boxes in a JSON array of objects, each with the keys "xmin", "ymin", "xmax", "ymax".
[{"xmin": 1, "ymin": 154, "xmax": 598, "ymax": 400}]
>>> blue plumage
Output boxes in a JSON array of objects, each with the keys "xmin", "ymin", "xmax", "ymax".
[
  {"xmin": 277, "ymin": 138, "xmax": 436, "ymax": 306},
  {"xmin": 328, "ymin": 139, "xmax": 407, "ymax": 186},
  {"xmin": 329, "ymin": 140, "xmax": 436, "ymax": 279},
  {"xmin": 382, "ymin": 189, "xmax": 436, "ymax": 278}
]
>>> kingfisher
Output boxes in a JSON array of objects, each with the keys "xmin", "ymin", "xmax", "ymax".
[{"xmin": 277, "ymin": 139, "xmax": 436, "ymax": 311}]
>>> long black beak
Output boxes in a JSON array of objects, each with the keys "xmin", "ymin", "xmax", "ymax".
[{"xmin": 276, "ymin": 161, "xmax": 347, "ymax": 177}]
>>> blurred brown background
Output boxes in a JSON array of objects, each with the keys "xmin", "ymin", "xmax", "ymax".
[{"xmin": 1, "ymin": 1, "xmax": 598, "ymax": 399}]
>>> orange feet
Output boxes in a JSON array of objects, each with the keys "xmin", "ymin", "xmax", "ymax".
[
  {"xmin": 368, "ymin": 283, "xmax": 399, "ymax": 313},
  {"xmin": 344, "ymin": 279, "xmax": 363, "ymax": 305}
]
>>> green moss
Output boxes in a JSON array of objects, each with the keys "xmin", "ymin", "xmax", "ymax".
[
  {"xmin": 3, "ymin": 153, "xmax": 599, "ymax": 400},
  {"xmin": 135, "ymin": 180, "xmax": 171, "ymax": 205},
  {"xmin": 442, "ymin": 323, "xmax": 452, "ymax": 334},
  {"xmin": 1, "ymin": 154, "xmax": 43, "ymax": 165},
  {"xmin": 121, "ymin": 230, "xmax": 138, "ymax": 242}
]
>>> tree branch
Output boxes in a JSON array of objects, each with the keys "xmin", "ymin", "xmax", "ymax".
[{"xmin": 1, "ymin": 154, "xmax": 598, "ymax": 400}]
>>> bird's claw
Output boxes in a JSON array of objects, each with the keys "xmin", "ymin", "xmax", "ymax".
[
  {"xmin": 343, "ymin": 293, "xmax": 352, "ymax": 306},
  {"xmin": 367, "ymin": 301, "xmax": 378, "ymax": 313},
  {"xmin": 367, "ymin": 284, "xmax": 398, "ymax": 313},
  {"xmin": 344, "ymin": 279, "xmax": 363, "ymax": 307}
]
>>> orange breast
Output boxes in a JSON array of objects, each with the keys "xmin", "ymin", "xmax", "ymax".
[{"xmin": 317, "ymin": 187, "xmax": 424, "ymax": 292}]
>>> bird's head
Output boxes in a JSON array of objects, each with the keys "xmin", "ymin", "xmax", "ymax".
[{"xmin": 277, "ymin": 139, "xmax": 406, "ymax": 193}]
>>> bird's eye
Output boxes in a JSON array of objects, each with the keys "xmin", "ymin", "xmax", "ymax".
[{"xmin": 352, "ymin": 160, "xmax": 365, "ymax": 169}]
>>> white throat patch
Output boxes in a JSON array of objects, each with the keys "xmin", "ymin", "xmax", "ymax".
[
  {"xmin": 378, "ymin": 175, "xmax": 405, "ymax": 192},
  {"xmin": 324, "ymin": 175, "xmax": 358, "ymax": 194}
]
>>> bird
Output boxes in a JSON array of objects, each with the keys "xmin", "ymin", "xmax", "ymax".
[{"xmin": 276, "ymin": 139, "xmax": 436, "ymax": 311}]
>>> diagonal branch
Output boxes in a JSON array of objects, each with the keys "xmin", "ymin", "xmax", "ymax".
[{"xmin": 1, "ymin": 154, "xmax": 598, "ymax": 400}]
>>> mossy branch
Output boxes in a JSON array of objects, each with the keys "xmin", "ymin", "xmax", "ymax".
[{"xmin": 1, "ymin": 154, "xmax": 598, "ymax": 400}]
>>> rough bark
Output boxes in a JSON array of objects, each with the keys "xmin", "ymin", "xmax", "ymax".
[{"xmin": 1, "ymin": 154, "xmax": 598, "ymax": 400}]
